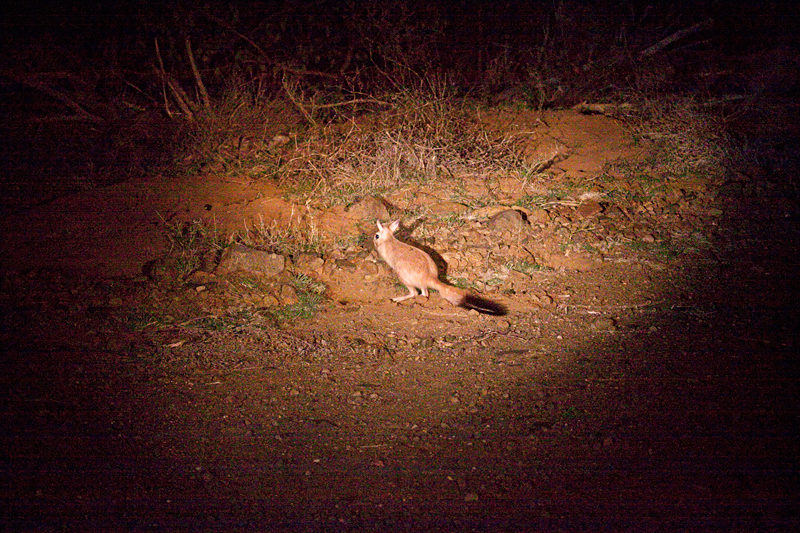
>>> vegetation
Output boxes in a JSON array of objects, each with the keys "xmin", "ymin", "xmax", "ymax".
[
  {"xmin": 3, "ymin": 0, "xmax": 795, "ymax": 322},
  {"xmin": 3, "ymin": 1, "xmax": 778, "ymax": 196}
]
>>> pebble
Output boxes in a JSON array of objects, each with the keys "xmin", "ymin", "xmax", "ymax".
[{"xmin": 592, "ymin": 317, "xmax": 617, "ymax": 331}]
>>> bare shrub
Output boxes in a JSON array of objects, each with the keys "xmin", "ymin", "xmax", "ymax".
[{"xmin": 275, "ymin": 79, "xmax": 523, "ymax": 208}]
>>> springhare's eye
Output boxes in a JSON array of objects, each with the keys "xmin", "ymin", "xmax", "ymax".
[{"xmin": 374, "ymin": 233, "xmax": 379, "ymax": 240}]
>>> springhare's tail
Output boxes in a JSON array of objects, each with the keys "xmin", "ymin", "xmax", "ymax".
[
  {"xmin": 434, "ymin": 281, "xmax": 507, "ymax": 316},
  {"xmin": 461, "ymin": 293, "xmax": 507, "ymax": 316}
]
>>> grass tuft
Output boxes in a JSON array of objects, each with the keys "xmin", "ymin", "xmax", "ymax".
[
  {"xmin": 158, "ymin": 217, "xmax": 226, "ymax": 279},
  {"xmin": 237, "ymin": 216, "xmax": 324, "ymax": 258}
]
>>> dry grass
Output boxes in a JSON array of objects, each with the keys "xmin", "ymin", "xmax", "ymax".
[
  {"xmin": 236, "ymin": 215, "xmax": 324, "ymax": 258},
  {"xmin": 160, "ymin": 217, "xmax": 226, "ymax": 278},
  {"xmin": 274, "ymin": 82, "xmax": 525, "ymax": 209},
  {"xmin": 177, "ymin": 85, "xmax": 305, "ymax": 176}
]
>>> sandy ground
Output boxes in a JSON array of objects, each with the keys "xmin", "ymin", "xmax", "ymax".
[{"xmin": 1, "ymin": 109, "xmax": 798, "ymax": 531}]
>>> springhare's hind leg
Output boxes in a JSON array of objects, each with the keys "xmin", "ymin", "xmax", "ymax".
[{"xmin": 392, "ymin": 286, "xmax": 418, "ymax": 303}]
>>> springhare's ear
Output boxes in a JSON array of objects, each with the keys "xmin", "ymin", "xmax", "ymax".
[
  {"xmin": 376, "ymin": 220, "xmax": 383, "ymax": 231},
  {"xmin": 389, "ymin": 220, "xmax": 401, "ymax": 233}
]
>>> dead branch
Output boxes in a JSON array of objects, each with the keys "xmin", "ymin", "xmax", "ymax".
[
  {"xmin": 153, "ymin": 39, "xmax": 196, "ymax": 121},
  {"xmin": 312, "ymin": 97, "xmax": 392, "ymax": 110},
  {"xmin": 166, "ymin": 75, "xmax": 196, "ymax": 121},
  {"xmin": 153, "ymin": 39, "xmax": 176, "ymax": 119},
  {"xmin": 185, "ymin": 38, "xmax": 211, "ymax": 111},
  {"xmin": 282, "ymin": 75, "xmax": 390, "ymax": 126},
  {"xmin": 200, "ymin": 10, "xmax": 339, "ymax": 80},
  {"xmin": 2, "ymin": 71, "xmax": 105, "ymax": 124},
  {"xmin": 151, "ymin": 65, "xmax": 194, "ymax": 122},
  {"xmin": 282, "ymin": 75, "xmax": 317, "ymax": 126},
  {"xmin": 640, "ymin": 18, "xmax": 713, "ymax": 58}
]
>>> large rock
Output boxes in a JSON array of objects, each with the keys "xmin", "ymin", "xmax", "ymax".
[
  {"xmin": 216, "ymin": 244, "xmax": 286, "ymax": 276},
  {"xmin": 489, "ymin": 209, "xmax": 527, "ymax": 232}
]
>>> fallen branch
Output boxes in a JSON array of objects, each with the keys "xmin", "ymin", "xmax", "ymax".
[
  {"xmin": 312, "ymin": 97, "xmax": 391, "ymax": 110},
  {"xmin": 2, "ymin": 71, "xmax": 105, "ymax": 124},
  {"xmin": 282, "ymin": 74, "xmax": 390, "ymax": 126},
  {"xmin": 200, "ymin": 10, "xmax": 340, "ymax": 80},
  {"xmin": 640, "ymin": 18, "xmax": 713, "ymax": 58}
]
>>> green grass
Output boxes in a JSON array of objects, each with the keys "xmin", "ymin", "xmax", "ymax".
[
  {"xmin": 268, "ymin": 273, "xmax": 327, "ymax": 323},
  {"xmin": 507, "ymin": 260, "xmax": 551, "ymax": 275},
  {"xmin": 158, "ymin": 217, "xmax": 226, "ymax": 279},
  {"xmin": 447, "ymin": 277, "xmax": 481, "ymax": 291},
  {"xmin": 626, "ymin": 239, "xmax": 680, "ymax": 260}
]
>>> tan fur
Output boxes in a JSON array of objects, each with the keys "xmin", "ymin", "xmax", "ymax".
[{"xmin": 374, "ymin": 220, "xmax": 467, "ymax": 306}]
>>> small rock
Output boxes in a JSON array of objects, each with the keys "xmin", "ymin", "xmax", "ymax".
[
  {"xmin": 591, "ymin": 317, "xmax": 617, "ymax": 331},
  {"xmin": 270, "ymin": 134, "xmax": 291, "ymax": 147},
  {"xmin": 335, "ymin": 259, "xmax": 358, "ymax": 273},
  {"xmin": 527, "ymin": 208, "xmax": 550, "ymax": 225},
  {"xmin": 489, "ymin": 209, "xmax": 526, "ymax": 232},
  {"xmin": 496, "ymin": 176, "xmax": 525, "ymax": 197},
  {"xmin": 359, "ymin": 261, "xmax": 379, "ymax": 276},
  {"xmin": 261, "ymin": 294, "xmax": 280, "ymax": 307},
  {"xmin": 279, "ymin": 284, "xmax": 299, "ymax": 305},
  {"xmin": 295, "ymin": 253, "xmax": 325, "ymax": 272},
  {"xmin": 142, "ymin": 258, "xmax": 180, "ymax": 284},
  {"xmin": 576, "ymin": 200, "xmax": 603, "ymax": 218}
]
